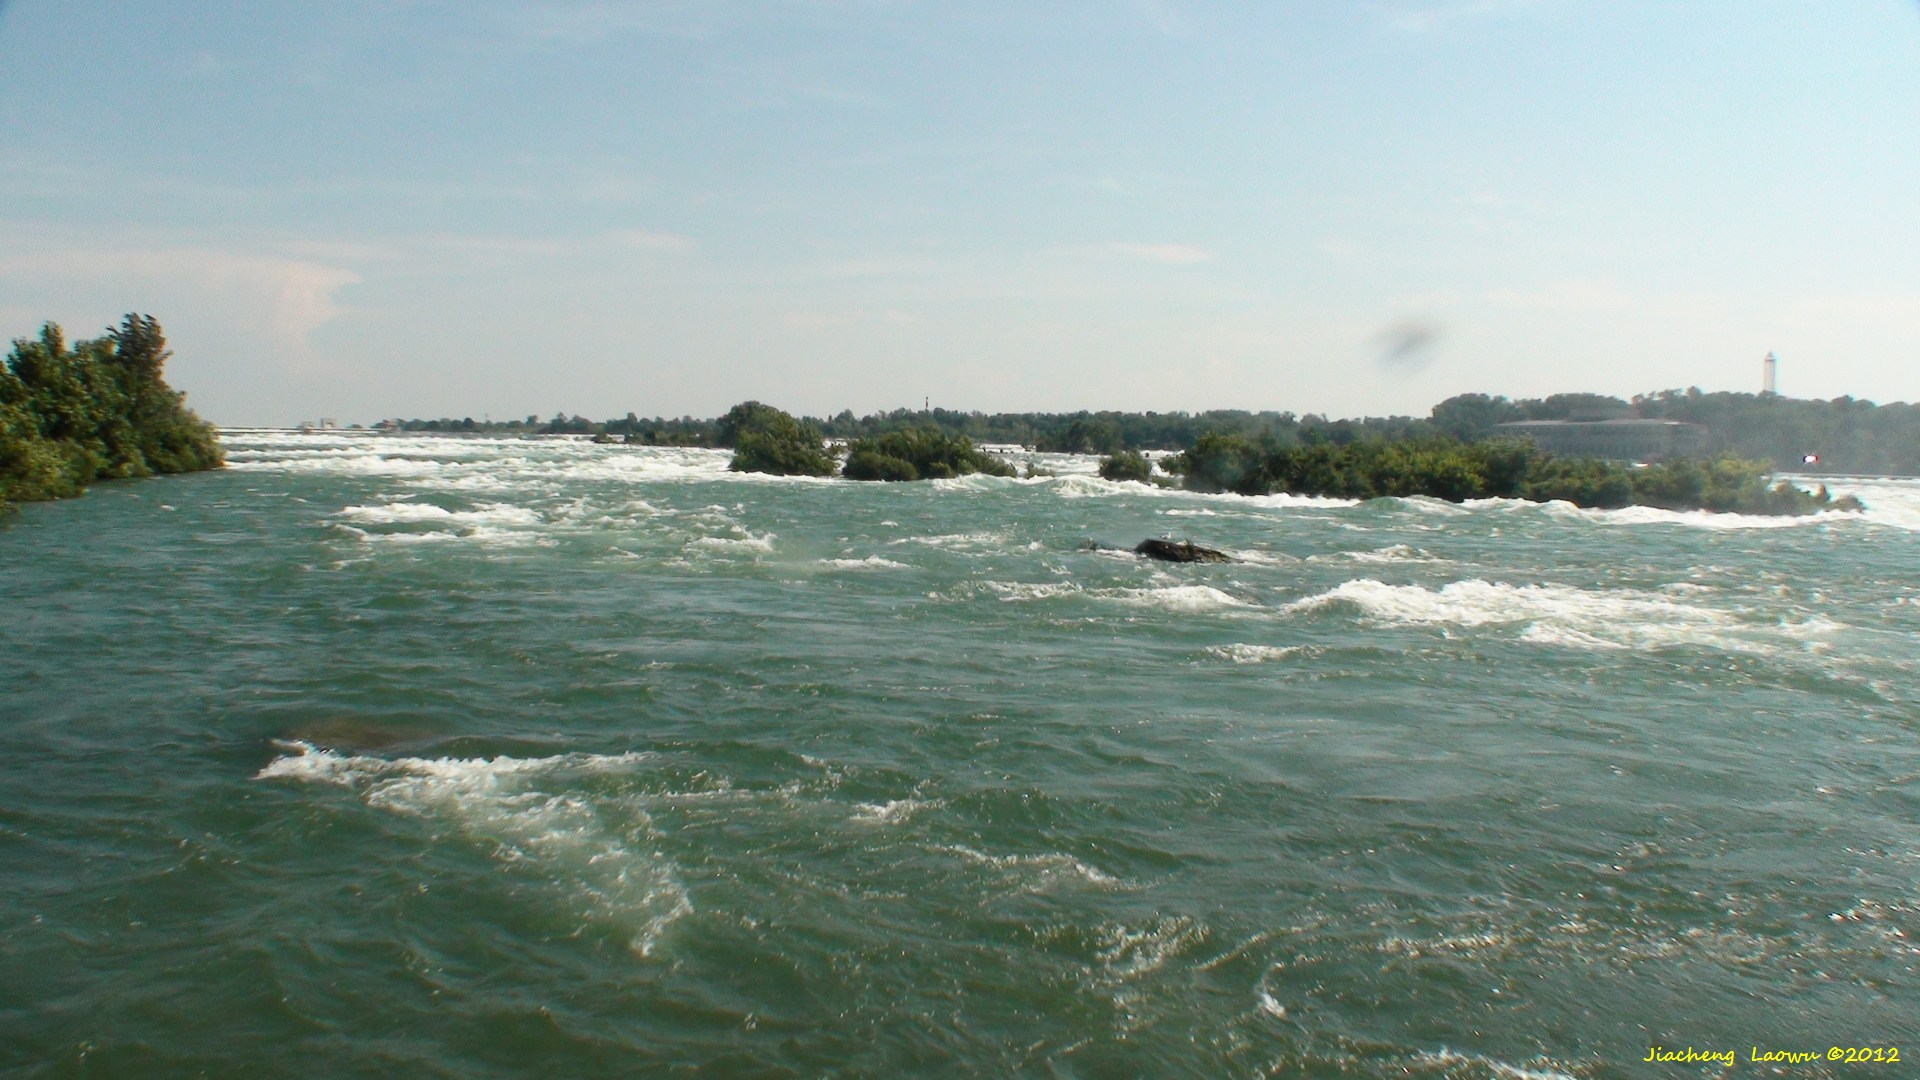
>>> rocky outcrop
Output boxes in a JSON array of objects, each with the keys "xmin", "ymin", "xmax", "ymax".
[{"xmin": 1133, "ymin": 539, "xmax": 1233, "ymax": 563}]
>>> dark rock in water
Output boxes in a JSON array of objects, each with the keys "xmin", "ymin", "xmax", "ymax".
[{"xmin": 1134, "ymin": 538, "xmax": 1233, "ymax": 563}]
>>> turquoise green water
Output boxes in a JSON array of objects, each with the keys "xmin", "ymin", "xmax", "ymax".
[{"xmin": 3, "ymin": 431, "xmax": 1917, "ymax": 1078}]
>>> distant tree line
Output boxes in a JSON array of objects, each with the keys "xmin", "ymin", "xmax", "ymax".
[
  {"xmin": 1432, "ymin": 390, "xmax": 1920, "ymax": 475},
  {"xmin": 2, "ymin": 316, "xmax": 224, "ymax": 509},
  {"xmin": 1154, "ymin": 432, "xmax": 1858, "ymax": 515},
  {"xmin": 380, "ymin": 387, "xmax": 1919, "ymax": 475},
  {"xmin": 714, "ymin": 401, "xmax": 1859, "ymax": 514}
]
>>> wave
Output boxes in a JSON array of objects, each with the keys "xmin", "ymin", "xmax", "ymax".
[
  {"xmin": 1205, "ymin": 643, "xmax": 1302, "ymax": 664},
  {"xmin": 981, "ymin": 580, "xmax": 1252, "ymax": 613},
  {"xmin": 849, "ymin": 798, "xmax": 936, "ymax": 824},
  {"xmin": 337, "ymin": 501, "xmax": 542, "ymax": 528},
  {"xmin": 1281, "ymin": 577, "xmax": 1843, "ymax": 654},
  {"xmin": 821, "ymin": 555, "xmax": 909, "ymax": 570},
  {"xmin": 688, "ymin": 530, "xmax": 776, "ymax": 554},
  {"xmin": 257, "ymin": 742, "xmax": 690, "ymax": 956},
  {"xmin": 932, "ymin": 843, "xmax": 1120, "ymax": 891},
  {"xmin": 1309, "ymin": 543, "xmax": 1441, "ymax": 565}
]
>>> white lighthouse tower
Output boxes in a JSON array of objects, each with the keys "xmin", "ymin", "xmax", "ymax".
[{"xmin": 1763, "ymin": 352, "xmax": 1778, "ymax": 395}]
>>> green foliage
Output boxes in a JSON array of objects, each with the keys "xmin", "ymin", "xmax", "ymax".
[
  {"xmin": 841, "ymin": 427, "xmax": 1013, "ymax": 482},
  {"xmin": 1626, "ymin": 457, "xmax": 1843, "ymax": 514},
  {"xmin": 381, "ymin": 385, "xmax": 1920, "ymax": 480},
  {"xmin": 1098, "ymin": 449, "xmax": 1153, "ymax": 483},
  {"xmin": 842, "ymin": 448, "xmax": 920, "ymax": 481},
  {"xmin": 1160, "ymin": 432, "xmax": 1266, "ymax": 493},
  {"xmin": 1038, "ymin": 417, "xmax": 1123, "ymax": 455},
  {"xmin": 1, "ymin": 316, "xmax": 222, "ymax": 510},
  {"xmin": 722, "ymin": 402, "xmax": 835, "ymax": 477},
  {"xmin": 1167, "ymin": 429, "xmax": 1856, "ymax": 515},
  {"xmin": 716, "ymin": 401, "xmax": 800, "ymax": 448}
]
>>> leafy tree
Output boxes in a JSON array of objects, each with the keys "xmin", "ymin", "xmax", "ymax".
[
  {"xmin": 1, "ymin": 315, "xmax": 222, "ymax": 509},
  {"xmin": 726, "ymin": 401, "xmax": 835, "ymax": 477}
]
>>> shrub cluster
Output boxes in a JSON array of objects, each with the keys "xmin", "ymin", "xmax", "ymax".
[
  {"xmin": 1097, "ymin": 449, "xmax": 1153, "ymax": 483},
  {"xmin": 842, "ymin": 427, "xmax": 1013, "ymax": 482},
  {"xmin": 2, "ymin": 316, "xmax": 223, "ymax": 508},
  {"xmin": 1160, "ymin": 432, "xmax": 1859, "ymax": 515},
  {"xmin": 721, "ymin": 401, "xmax": 836, "ymax": 477}
]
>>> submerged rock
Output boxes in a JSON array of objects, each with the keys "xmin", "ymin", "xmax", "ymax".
[{"xmin": 1133, "ymin": 538, "xmax": 1233, "ymax": 563}]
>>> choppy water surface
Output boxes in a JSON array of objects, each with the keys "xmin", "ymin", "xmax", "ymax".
[{"xmin": 4, "ymin": 431, "xmax": 1918, "ymax": 1078}]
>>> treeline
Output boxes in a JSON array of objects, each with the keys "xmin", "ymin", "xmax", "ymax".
[
  {"xmin": 715, "ymin": 401, "xmax": 1854, "ymax": 514},
  {"xmin": 2, "ymin": 316, "xmax": 224, "ymax": 508},
  {"xmin": 1157, "ymin": 432, "xmax": 1858, "ymax": 515},
  {"xmin": 1433, "ymin": 390, "xmax": 1920, "ymax": 475},
  {"xmin": 379, "ymin": 406, "xmax": 1425, "ymax": 450},
  {"xmin": 381, "ymin": 387, "xmax": 1919, "ymax": 475}
]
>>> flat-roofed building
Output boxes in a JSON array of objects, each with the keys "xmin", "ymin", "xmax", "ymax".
[{"xmin": 1494, "ymin": 419, "xmax": 1708, "ymax": 462}]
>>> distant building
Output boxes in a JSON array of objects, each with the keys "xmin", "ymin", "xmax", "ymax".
[{"xmin": 1494, "ymin": 419, "xmax": 1708, "ymax": 462}]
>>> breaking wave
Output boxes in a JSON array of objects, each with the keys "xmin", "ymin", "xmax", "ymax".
[
  {"xmin": 257, "ymin": 742, "xmax": 690, "ymax": 956},
  {"xmin": 1282, "ymin": 578, "xmax": 1843, "ymax": 654}
]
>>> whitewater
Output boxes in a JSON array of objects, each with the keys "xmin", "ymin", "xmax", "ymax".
[{"xmin": 2, "ymin": 430, "xmax": 1915, "ymax": 1077}]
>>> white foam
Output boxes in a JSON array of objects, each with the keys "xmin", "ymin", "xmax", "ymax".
[
  {"xmin": 934, "ymin": 843, "xmax": 1119, "ymax": 889},
  {"xmin": 892, "ymin": 531, "xmax": 1011, "ymax": 551},
  {"xmin": 337, "ymin": 501, "xmax": 542, "ymax": 528},
  {"xmin": 983, "ymin": 581, "xmax": 1079, "ymax": 602},
  {"xmin": 1282, "ymin": 577, "xmax": 1842, "ymax": 654},
  {"xmin": 688, "ymin": 530, "xmax": 775, "ymax": 554},
  {"xmin": 334, "ymin": 524, "xmax": 543, "ymax": 548},
  {"xmin": 1330, "ymin": 543, "xmax": 1440, "ymax": 565},
  {"xmin": 1528, "ymin": 498, "xmax": 1869, "ymax": 532},
  {"xmin": 1095, "ymin": 916, "xmax": 1205, "ymax": 981},
  {"xmin": 257, "ymin": 742, "xmax": 689, "ymax": 956},
  {"xmin": 1045, "ymin": 474, "xmax": 1358, "ymax": 510},
  {"xmin": 982, "ymin": 580, "xmax": 1251, "ymax": 612},
  {"xmin": 821, "ymin": 555, "xmax": 909, "ymax": 569},
  {"xmin": 1206, "ymin": 643, "xmax": 1302, "ymax": 664},
  {"xmin": 1223, "ymin": 549, "xmax": 1300, "ymax": 566},
  {"xmin": 1113, "ymin": 584, "xmax": 1250, "ymax": 612},
  {"xmin": 849, "ymin": 798, "xmax": 934, "ymax": 824},
  {"xmin": 1395, "ymin": 496, "xmax": 1472, "ymax": 517}
]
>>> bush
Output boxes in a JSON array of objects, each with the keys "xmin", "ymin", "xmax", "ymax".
[
  {"xmin": 840, "ymin": 427, "xmax": 1013, "ymax": 482},
  {"xmin": 1, "ymin": 316, "xmax": 222, "ymax": 509},
  {"xmin": 842, "ymin": 448, "xmax": 919, "ymax": 481},
  {"xmin": 1162, "ymin": 431, "xmax": 1263, "ymax": 493},
  {"xmin": 1098, "ymin": 450, "xmax": 1152, "ymax": 483},
  {"xmin": 722, "ymin": 402, "xmax": 836, "ymax": 477}
]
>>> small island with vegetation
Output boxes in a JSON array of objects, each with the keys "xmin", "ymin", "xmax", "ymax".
[
  {"xmin": 700, "ymin": 400, "xmax": 1862, "ymax": 517},
  {"xmin": 1150, "ymin": 432, "xmax": 1860, "ymax": 515},
  {"xmin": 719, "ymin": 401, "xmax": 1015, "ymax": 482},
  {"xmin": 2, "ymin": 315, "xmax": 224, "ymax": 510}
]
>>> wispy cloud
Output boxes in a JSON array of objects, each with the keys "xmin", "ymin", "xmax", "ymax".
[
  {"xmin": 1384, "ymin": 0, "xmax": 1545, "ymax": 34},
  {"xmin": 1108, "ymin": 242, "xmax": 1214, "ymax": 265},
  {"xmin": 607, "ymin": 229, "xmax": 697, "ymax": 253},
  {"xmin": 0, "ymin": 247, "xmax": 359, "ymax": 352}
]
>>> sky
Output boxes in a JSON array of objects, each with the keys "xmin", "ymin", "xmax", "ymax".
[{"xmin": 2, "ymin": 1, "xmax": 1917, "ymax": 426}]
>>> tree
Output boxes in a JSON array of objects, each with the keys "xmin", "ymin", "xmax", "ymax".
[
  {"xmin": 721, "ymin": 401, "xmax": 835, "ymax": 476},
  {"xmin": 1, "ymin": 315, "xmax": 221, "ymax": 508}
]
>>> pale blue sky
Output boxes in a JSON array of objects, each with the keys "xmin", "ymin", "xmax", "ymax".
[{"xmin": 3, "ymin": 1, "xmax": 1916, "ymax": 424}]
